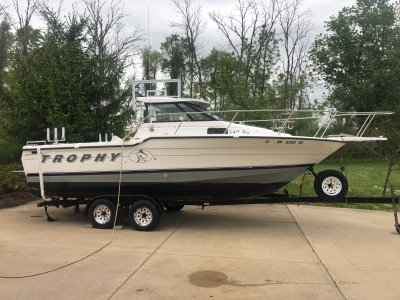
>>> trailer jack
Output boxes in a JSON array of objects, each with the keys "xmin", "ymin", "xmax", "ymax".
[
  {"xmin": 37, "ymin": 201, "xmax": 58, "ymax": 222},
  {"xmin": 45, "ymin": 205, "xmax": 58, "ymax": 222}
]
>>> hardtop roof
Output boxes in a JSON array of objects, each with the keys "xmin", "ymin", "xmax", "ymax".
[{"xmin": 136, "ymin": 96, "xmax": 209, "ymax": 109}]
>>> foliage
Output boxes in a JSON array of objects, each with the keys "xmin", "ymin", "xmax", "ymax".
[
  {"xmin": 0, "ymin": 131, "xmax": 21, "ymax": 163},
  {"xmin": 0, "ymin": 163, "xmax": 27, "ymax": 193},
  {"xmin": 209, "ymin": 0, "xmax": 280, "ymax": 109},
  {"xmin": 141, "ymin": 47, "xmax": 163, "ymax": 80},
  {"xmin": 311, "ymin": 0, "xmax": 400, "ymax": 112},
  {"xmin": 282, "ymin": 158, "xmax": 400, "ymax": 197},
  {"xmin": 370, "ymin": 115, "xmax": 400, "ymax": 194},
  {"xmin": 278, "ymin": 0, "xmax": 313, "ymax": 110},
  {"xmin": 0, "ymin": 1, "xmax": 138, "ymax": 162},
  {"xmin": 0, "ymin": 19, "xmax": 13, "ymax": 86},
  {"xmin": 3, "ymin": 12, "xmax": 96, "ymax": 143},
  {"xmin": 311, "ymin": 0, "xmax": 400, "ymax": 194},
  {"xmin": 202, "ymin": 49, "xmax": 250, "ymax": 110},
  {"xmin": 160, "ymin": 34, "xmax": 187, "ymax": 95},
  {"xmin": 171, "ymin": 0, "xmax": 205, "ymax": 97}
]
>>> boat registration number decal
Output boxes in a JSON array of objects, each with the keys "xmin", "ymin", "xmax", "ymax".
[{"xmin": 276, "ymin": 140, "xmax": 304, "ymax": 144}]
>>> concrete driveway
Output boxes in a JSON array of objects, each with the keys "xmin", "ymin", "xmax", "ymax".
[{"xmin": 0, "ymin": 202, "xmax": 399, "ymax": 300}]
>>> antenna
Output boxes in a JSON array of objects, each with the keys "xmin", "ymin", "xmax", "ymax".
[
  {"xmin": 147, "ymin": 6, "xmax": 150, "ymax": 49},
  {"xmin": 145, "ymin": 6, "xmax": 152, "ymax": 96}
]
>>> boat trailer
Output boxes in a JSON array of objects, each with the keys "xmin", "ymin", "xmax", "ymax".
[{"xmin": 37, "ymin": 189, "xmax": 400, "ymax": 234}]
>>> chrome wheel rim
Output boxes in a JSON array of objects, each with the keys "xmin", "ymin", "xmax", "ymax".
[
  {"xmin": 321, "ymin": 176, "xmax": 342, "ymax": 196},
  {"xmin": 134, "ymin": 207, "xmax": 153, "ymax": 226},
  {"xmin": 94, "ymin": 204, "xmax": 112, "ymax": 224}
]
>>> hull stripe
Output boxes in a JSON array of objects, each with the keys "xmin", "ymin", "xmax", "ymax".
[{"xmin": 26, "ymin": 163, "xmax": 313, "ymax": 177}]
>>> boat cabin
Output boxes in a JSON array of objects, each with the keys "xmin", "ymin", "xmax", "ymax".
[{"xmin": 137, "ymin": 97, "xmax": 217, "ymax": 123}]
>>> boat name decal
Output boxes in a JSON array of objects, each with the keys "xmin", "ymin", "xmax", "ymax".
[
  {"xmin": 41, "ymin": 153, "xmax": 121, "ymax": 163},
  {"xmin": 128, "ymin": 150, "xmax": 153, "ymax": 163},
  {"xmin": 228, "ymin": 129, "xmax": 250, "ymax": 135}
]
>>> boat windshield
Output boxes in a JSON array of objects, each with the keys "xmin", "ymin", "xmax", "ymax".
[{"xmin": 145, "ymin": 102, "xmax": 218, "ymax": 123}]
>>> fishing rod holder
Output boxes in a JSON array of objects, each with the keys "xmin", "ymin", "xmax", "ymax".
[
  {"xmin": 99, "ymin": 133, "xmax": 114, "ymax": 142},
  {"xmin": 46, "ymin": 127, "xmax": 66, "ymax": 144}
]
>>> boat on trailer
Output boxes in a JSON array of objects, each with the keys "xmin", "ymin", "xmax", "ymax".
[{"xmin": 21, "ymin": 79, "xmax": 392, "ymax": 230}]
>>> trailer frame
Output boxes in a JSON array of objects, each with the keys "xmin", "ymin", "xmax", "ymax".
[{"xmin": 36, "ymin": 190, "xmax": 400, "ymax": 233}]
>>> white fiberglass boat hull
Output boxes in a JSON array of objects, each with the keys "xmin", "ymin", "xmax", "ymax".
[{"xmin": 22, "ymin": 135, "xmax": 344, "ymax": 198}]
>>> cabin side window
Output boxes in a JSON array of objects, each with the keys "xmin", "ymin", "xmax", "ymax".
[
  {"xmin": 145, "ymin": 103, "xmax": 189, "ymax": 123},
  {"xmin": 144, "ymin": 102, "xmax": 218, "ymax": 123},
  {"xmin": 177, "ymin": 103, "xmax": 218, "ymax": 121}
]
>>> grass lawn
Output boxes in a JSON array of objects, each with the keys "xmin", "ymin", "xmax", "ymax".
[{"xmin": 279, "ymin": 157, "xmax": 400, "ymax": 211}]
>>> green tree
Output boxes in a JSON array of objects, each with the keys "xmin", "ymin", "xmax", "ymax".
[
  {"xmin": 209, "ymin": 0, "xmax": 280, "ymax": 109},
  {"xmin": 141, "ymin": 47, "xmax": 163, "ymax": 80},
  {"xmin": 3, "ymin": 10, "xmax": 95, "ymax": 143},
  {"xmin": 140, "ymin": 47, "xmax": 163, "ymax": 97},
  {"xmin": 0, "ymin": 19, "xmax": 12, "ymax": 86},
  {"xmin": 311, "ymin": 0, "xmax": 400, "ymax": 193},
  {"xmin": 84, "ymin": 0, "xmax": 140, "ymax": 140},
  {"xmin": 202, "ymin": 49, "xmax": 249, "ymax": 110},
  {"xmin": 0, "ymin": 1, "xmax": 139, "ymax": 163},
  {"xmin": 171, "ymin": 0, "xmax": 206, "ymax": 98},
  {"xmin": 311, "ymin": 0, "xmax": 400, "ymax": 112},
  {"xmin": 0, "ymin": 2, "xmax": 41, "ymax": 162},
  {"xmin": 375, "ymin": 116, "xmax": 400, "ymax": 195},
  {"xmin": 160, "ymin": 34, "xmax": 187, "ymax": 96},
  {"xmin": 278, "ymin": 0, "xmax": 312, "ymax": 110}
]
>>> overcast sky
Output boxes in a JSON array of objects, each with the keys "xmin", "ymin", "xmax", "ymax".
[
  {"xmin": 7, "ymin": 0, "xmax": 355, "ymax": 100},
  {"xmin": 127, "ymin": 0, "xmax": 355, "ymax": 52},
  {"xmin": 38, "ymin": 0, "xmax": 356, "ymax": 53}
]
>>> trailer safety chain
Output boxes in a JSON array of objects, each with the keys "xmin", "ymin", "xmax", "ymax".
[
  {"xmin": 0, "ymin": 134, "xmax": 130, "ymax": 279},
  {"xmin": 340, "ymin": 156, "xmax": 346, "ymax": 175},
  {"xmin": 307, "ymin": 166, "xmax": 317, "ymax": 177},
  {"xmin": 298, "ymin": 172, "xmax": 309, "ymax": 197}
]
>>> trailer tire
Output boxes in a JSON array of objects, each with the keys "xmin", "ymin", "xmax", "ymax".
[
  {"xmin": 89, "ymin": 198, "xmax": 116, "ymax": 229},
  {"xmin": 314, "ymin": 169, "xmax": 348, "ymax": 201},
  {"xmin": 164, "ymin": 204, "xmax": 184, "ymax": 211},
  {"xmin": 129, "ymin": 200, "xmax": 160, "ymax": 231}
]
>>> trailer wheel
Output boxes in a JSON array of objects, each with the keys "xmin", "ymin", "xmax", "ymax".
[
  {"xmin": 129, "ymin": 200, "xmax": 160, "ymax": 231},
  {"xmin": 314, "ymin": 169, "xmax": 348, "ymax": 201},
  {"xmin": 89, "ymin": 199, "xmax": 116, "ymax": 229},
  {"xmin": 164, "ymin": 204, "xmax": 184, "ymax": 211}
]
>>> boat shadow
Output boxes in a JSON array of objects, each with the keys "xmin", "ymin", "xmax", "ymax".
[
  {"xmin": 45, "ymin": 204, "xmax": 295, "ymax": 232},
  {"xmin": 156, "ymin": 207, "xmax": 296, "ymax": 232}
]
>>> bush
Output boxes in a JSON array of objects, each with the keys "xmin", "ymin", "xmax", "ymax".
[
  {"xmin": 0, "ymin": 163, "xmax": 27, "ymax": 193},
  {"xmin": 0, "ymin": 132, "xmax": 23, "ymax": 164}
]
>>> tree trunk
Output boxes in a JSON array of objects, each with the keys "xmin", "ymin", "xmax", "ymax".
[{"xmin": 383, "ymin": 157, "xmax": 394, "ymax": 197}]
